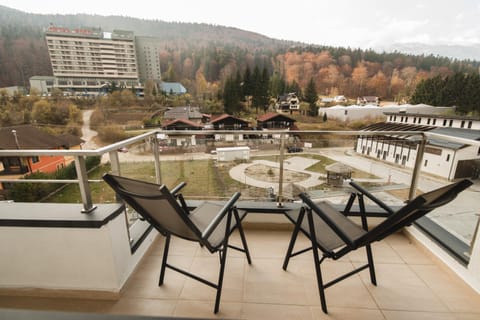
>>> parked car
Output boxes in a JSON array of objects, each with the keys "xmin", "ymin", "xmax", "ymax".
[{"xmin": 287, "ymin": 146, "xmax": 303, "ymax": 153}]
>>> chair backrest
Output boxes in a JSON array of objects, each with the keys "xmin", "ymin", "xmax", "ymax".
[
  {"xmin": 356, "ymin": 179, "xmax": 473, "ymax": 247},
  {"xmin": 103, "ymin": 174, "xmax": 202, "ymax": 242}
]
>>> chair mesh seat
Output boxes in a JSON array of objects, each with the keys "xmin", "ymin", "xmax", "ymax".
[
  {"xmin": 190, "ymin": 202, "xmax": 247, "ymax": 249},
  {"xmin": 286, "ymin": 201, "xmax": 366, "ymax": 252}
]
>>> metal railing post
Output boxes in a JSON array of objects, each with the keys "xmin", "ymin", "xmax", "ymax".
[
  {"xmin": 152, "ymin": 135, "xmax": 162, "ymax": 184},
  {"xmin": 277, "ymin": 132, "xmax": 285, "ymax": 207},
  {"xmin": 109, "ymin": 150, "xmax": 121, "ymax": 176},
  {"xmin": 409, "ymin": 134, "xmax": 427, "ymax": 201},
  {"xmin": 74, "ymin": 155, "xmax": 96, "ymax": 213}
]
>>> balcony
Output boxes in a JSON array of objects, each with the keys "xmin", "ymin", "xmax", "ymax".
[{"xmin": 1, "ymin": 129, "xmax": 479, "ymax": 319}]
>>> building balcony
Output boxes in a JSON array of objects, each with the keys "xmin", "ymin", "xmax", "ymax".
[{"xmin": 1, "ymin": 129, "xmax": 479, "ymax": 319}]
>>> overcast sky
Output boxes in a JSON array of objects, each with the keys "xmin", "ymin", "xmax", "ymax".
[{"xmin": 2, "ymin": 0, "xmax": 480, "ymax": 49}]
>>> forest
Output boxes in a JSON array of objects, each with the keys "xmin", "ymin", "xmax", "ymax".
[{"xmin": 1, "ymin": 5, "xmax": 480, "ymax": 110}]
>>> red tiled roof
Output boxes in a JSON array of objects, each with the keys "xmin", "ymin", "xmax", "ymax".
[
  {"xmin": 210, "ymin": 114, "xmax": 248, "ymax": 124},
  {"xmin": 257, "ymin": 112, "xmax": 295, "ymax": 122},
  {"xmin": 162, "ymin": 118, "xmax": 203, "ymax": 128}
]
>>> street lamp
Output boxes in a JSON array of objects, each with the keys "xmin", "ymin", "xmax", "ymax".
[{"xmin": 11, "ymin": 130, "xmax": 20, "ymax": 149}]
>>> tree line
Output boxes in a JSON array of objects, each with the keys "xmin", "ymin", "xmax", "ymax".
[{"xmin": 410, "ymin": 72, "xmax": 480, "ymax": 114}]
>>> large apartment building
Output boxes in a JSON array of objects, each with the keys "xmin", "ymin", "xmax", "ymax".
[
  {"xmin": 31, "ymin": 26, "xmax": 164, "ymax": 95},
  {"xmin": 44, "ymin": 26, "xmax": 140, "ymax": 93}
]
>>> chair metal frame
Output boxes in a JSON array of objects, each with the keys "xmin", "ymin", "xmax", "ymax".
[
  {"xmin": 103, "ymin": 173, "xmax": 251, "ymax": 313},
  {"xmin": 283, "ymin": 179, "xmax": 473, "ymax": 313}
]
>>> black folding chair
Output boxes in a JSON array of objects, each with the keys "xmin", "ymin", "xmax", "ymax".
[
  {"xmin": 283, "ymin": 179, "xmax": 472, "ymax": 313},
  {"xmin": 103, "ymin": 174, "xmax": 252, "ymax": 313}
]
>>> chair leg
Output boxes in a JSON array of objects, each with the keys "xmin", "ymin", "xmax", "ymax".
[
  {"xmin": 282, "ymin": 207, "xmax": 305, "ymax": 270},
  {"xmin": 306, "ymin": 208, "xmax": 328, "ymax": 314},
  {"xmin": 158, "ymin": 234, "xmax": 171, "ymax": 286},
  {"xmin": 214, "ymin": 245, "xmax": 228, "ymax": 313},
  {"xmin": 365, "ymin": 243, "xmax": 377, "ymax": 286},
  {"xmin": 214, "ymin": 209, "xmax": 233, "ymax": 314},
  {"xmin": 234, "ymin": 208, "xmax": 252, "ymax": 264}
]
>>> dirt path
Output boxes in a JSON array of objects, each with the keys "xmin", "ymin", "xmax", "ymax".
[{"xmin": 81, "ymin": 109, "xmax": 99, "ymax": 150}]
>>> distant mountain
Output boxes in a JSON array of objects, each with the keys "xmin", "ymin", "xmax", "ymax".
[
  {"xmin": 1, "ymin": 4, "xmax": 479, "ymax": 101},
  {"xmin": 0, "ymin": 5, "xmax": 297, "ymax": 50},
  {"xmin": 377, "ymin": 43, "xmax": 480, "ymax": 61}
]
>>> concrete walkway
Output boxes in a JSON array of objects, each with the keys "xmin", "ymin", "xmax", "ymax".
[
  {"xmin": 229, "ymin": 156, "xmax": 325, "ymax": 192},
  {"xmin": 319, "ymin": 147, "xmax": 480, "ymax": 243}
]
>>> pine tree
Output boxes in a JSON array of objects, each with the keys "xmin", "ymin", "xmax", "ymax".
[
  {"xmin": 251, "ymin": 66, "xmax": 261, "ymax": 113},
  {"xmin": 304, "ymin": 78, "xmax": 318, "ymax": 116}
]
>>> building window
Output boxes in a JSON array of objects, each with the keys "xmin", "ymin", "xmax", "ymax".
[
  {"xmin": 424, "ymin": 159, "xmax": 428, "ymax": 167},
  {"xmin": 418, "ymin": 118, "xmax": 422, "ymax": 124},
  {"xmin": 433, "ymin": 118, "xmax": 437, "ymax": 125},
  {"xmin": 405, "ymin": 117, "xmax": 408, "ymax": 122},
  {"xmin": 446, "ymin": 154, "xmax": 450, "ymax": 162},
  {"xmin": 413, "ymin": 117, "xmax": 417, "ymax": 124},
  {"xmin": 31, "ymin": 156, "xmax": 40, "ymax": 163},
  {"xmin": 468, "ymin": 121, "xmax": 472, "ymax": 129},
  {"xmin": 461, "ymin": 120, "xmax": 465, "ymax": 128},
  {"xmin": 427, "ymin": 118, "xmax": 431, "ymax": 125},
  {"xmin": 443, "ymin": 119, "xmax": 447, "ymax": 126},
  {"xmin": 449, "ymin": 120, "xmax": 453, "ymax": 127}
]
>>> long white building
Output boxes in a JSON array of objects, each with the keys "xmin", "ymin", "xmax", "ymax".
[{"xmin": 355, "ymin": 113, "xmax": 480, "ymax": 181}]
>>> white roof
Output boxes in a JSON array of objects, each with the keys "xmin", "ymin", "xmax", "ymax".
[{"xmin": 216, "ymin": 146, "xmax": 250, "ymax": 152}]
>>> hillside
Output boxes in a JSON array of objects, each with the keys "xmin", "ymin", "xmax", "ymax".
[{"xmin": 1, "ymin": 5, "xmax": 479, "ymax": 103}]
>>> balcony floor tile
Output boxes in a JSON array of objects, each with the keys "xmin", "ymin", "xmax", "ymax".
[{"xmin": 1, "ymin": 229, "xmax": 479, "ymax": 319}]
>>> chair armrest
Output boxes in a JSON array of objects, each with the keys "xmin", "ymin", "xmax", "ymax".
[
  {"xmin": 171, "ymin": 182, "xmax": 187, "ymax": 196},
  {"xmin": 349, "ymin": 181, "xmax": 395, "ymax": 215},
  {"xmin": 202, "ymin": 192, "xmax": 241, "ymax": 240}
]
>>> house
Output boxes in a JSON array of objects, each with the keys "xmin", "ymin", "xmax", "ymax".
[
  {"xmin": 275, "ymin": 93, "xmax": 300, "ymax": 113},
  {"xmin": 357, "ymin": 96, "xmax": 379, "ymax": 106},
  {"xmin": 160, "ymin": 82, "xmax": 187, "ymax": 95},
  {"xmin": 208, "ymin": 114, "xmax": 250, "ymax": 142},
  {"xmin": 161, "ymin": 119, "xmax": 203, "ymax": 147},
  {"xmin": 334, "ymin": 95, "xmax": 347, "ymax": 103},
  {"xmin": 209, "ymin": 114, "xmax": 249, "ymax": 130},
  {"xmin": 163, "ymin": 106, "xmax": 209, "ymax": 124},
  {"xmin": 355, "ymin": 113, "xmax": 480, "ymax": 180},
  {"xmin": 257, "ymin": 112, "xmax": 296, "ymax": 130},
  {"xmin": 0, "ymin": 125, "xmax": 82, "ymax": 195},
  {"xmin": 161, "ymin": 118, "xmax": 203, "ymax": 131}
]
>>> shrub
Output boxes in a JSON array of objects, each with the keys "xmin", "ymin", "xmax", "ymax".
[{"xmin": 97, "ymin": 125, "xmax": 129, "ymax": 143}]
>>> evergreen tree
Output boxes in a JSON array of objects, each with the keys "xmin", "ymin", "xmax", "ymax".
[
  {"xmin": 304, "ymin": 78, "xmax": 318, "ymax": 116},
  {"xmin": 242, "ymin": 65, "xmax": 253, "ymax": 98},
  {"xmin": 410, "ymin": 72, "xmax": 480, "ymax": 115},
  {"xmin": 251, "ymin": 66, "xmax": 262, "ymax": 113},
  {"xmin": 260, "ymin": 66, "xmax": 270, "ymax": 112},
  {"xmin": 223, "ymin": 74, "xmax": 241, "ymax": 114},
  {"xmin": 270, "ymin": 72, "xmax": 286, "ymax": 98}
]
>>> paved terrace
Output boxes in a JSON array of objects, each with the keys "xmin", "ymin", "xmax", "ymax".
[{"xmin": 2, "ymin": 227, "xmax": 480, "ymax": 320}]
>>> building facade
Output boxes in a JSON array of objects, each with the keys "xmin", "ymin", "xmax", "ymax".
[
  {"xmin": 135, "ymin": 36, "xmax": 162, "ymax": 83},
  {"xmin": 356, "ymin": 113, "xmax": 480, "ymax": 180},
  {"xmin": 44, "ymin": 26, "xmax": 140, "ymax": 94}
]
